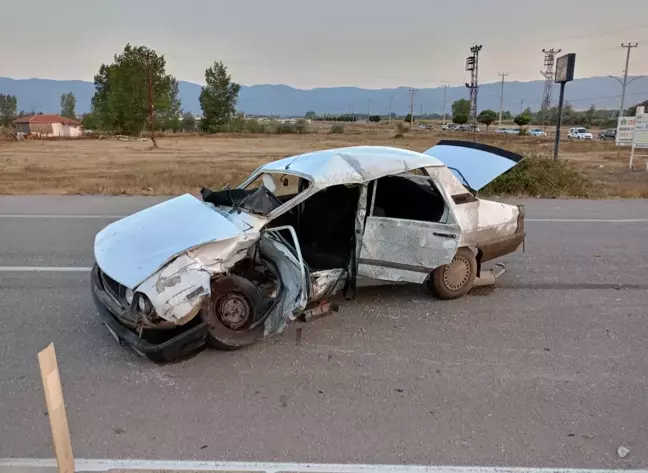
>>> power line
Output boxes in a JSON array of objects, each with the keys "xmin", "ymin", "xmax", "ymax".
[
  {"xmin": 540, "ymin": 48, "xmax": 561, "ymax": 124},
  {"xmin": 408, "ymin": 88, "xmax": 417, "ymax": 128},
  {"xmin": 498, "ymin": 73, "xmax": 508, "ymax": 125},
  {"xmin": 441, "ymin": 85, "xmax": 449, "ymax": 125},
  {"xmin": 608, "ymin": 43, "xmax": 640, "ymax": 117},
  {"xmin": 465, "ymin": 44, "xmax": 483, "ymax": 139}
]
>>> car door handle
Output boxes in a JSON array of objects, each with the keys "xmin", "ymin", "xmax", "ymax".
[{"xmin": 433, "ymin": 232, "xmax": 457, "ymax": 239}]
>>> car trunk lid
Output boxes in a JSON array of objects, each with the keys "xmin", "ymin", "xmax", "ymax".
[
  {"xmin": 424, "ymin": 140, "xmax": 524, "ymax": 191},
  {"xmin": 94, "ymin": 193, "xmax": 246, "ymax": 288}
]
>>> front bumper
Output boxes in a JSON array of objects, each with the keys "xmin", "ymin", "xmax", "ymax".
[{"xmin": 91, "ymin": 265, "xmax": 208, "ymax": 362}]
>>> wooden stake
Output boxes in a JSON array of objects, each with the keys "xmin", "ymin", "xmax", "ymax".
[{"xmin": 38, "ymin": 343, "xmax": 75, "ymax": 473}]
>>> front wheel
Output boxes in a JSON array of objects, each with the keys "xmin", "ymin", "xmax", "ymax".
[
  {"xmin": 203, "ymin": 275, "xmax": 265, "ymax": 351},
  {"xmin": 427, "ymin": 248, "xmax": 477, "ymax": 300}
]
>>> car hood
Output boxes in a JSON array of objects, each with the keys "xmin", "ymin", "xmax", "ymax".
[
  {"xmin": 94, "ymin": 193, "xmax": 247, "ymax": 288},
  {"xmin": 424, "ymin": 140, "xmax": 524, "ymax": 191}
]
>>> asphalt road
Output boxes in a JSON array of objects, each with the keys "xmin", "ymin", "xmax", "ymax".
[{"xmin": 1, "ymin": 196, "xmax": 647, "ymax": 469}]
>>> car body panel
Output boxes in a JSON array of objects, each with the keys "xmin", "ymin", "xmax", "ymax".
[
  {"xmin": 94, "ymin": 193, "xmax": 251, "ymax": 289},
  {"xmin": 423, "ymin": 140, "xmax": 523, "ymax": 191},
  {"xmin": 357, "ymin": 217, "xmax": 460, "ymax": 284},
  {"xmin": 248, "ymin": 145, "xmax": 444, "ymax": 191}
]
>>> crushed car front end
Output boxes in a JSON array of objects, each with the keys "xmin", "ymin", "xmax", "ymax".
[{"xmin": 91, "ymin": 264, "xmax": 210, "ymax": 362}]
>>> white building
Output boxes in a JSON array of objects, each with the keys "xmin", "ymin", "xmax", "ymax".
[{"xmin": 13, "ymin": 114, "xmax": 83, "ymax": 137}]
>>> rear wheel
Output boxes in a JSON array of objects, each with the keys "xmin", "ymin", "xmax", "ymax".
[
  {"xmin": 427, "ymin": 248, "xmax": 477, "ymax": 300},
  {"xmin": 203, "ymin": 275, "xmax": 265, "ymax": 351}
]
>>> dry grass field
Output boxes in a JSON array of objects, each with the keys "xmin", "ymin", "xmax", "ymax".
[{"xmin": 1, "ymin": 123, "xmax": 647, "ymax": 197}]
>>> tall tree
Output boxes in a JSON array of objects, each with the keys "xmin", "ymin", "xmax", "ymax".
[
  {"xmin": 60, "ymin": 93, "xmax": 77, "ymax": 119},
  {"xmin": 91, "ymin": 44, "xmax": 180, "ymax": 135},
  {"xmin": 452, "ymin": 113, "xmax": 468, "ymax": 125},
  {"xmin": 477, "ymin": 109, "xmax": 497, "ymax": 132},
  {"xmin": 514, "ymin": 114, "xmax": 531, "ymax": 127},
  {"xmin": 199, "ymin": 61, "xmax": 240, "ymax": 132},
  {"xmin": 0, "ymin": 94, "xmax": 18, "ymax": 127},
  {"xmin": 451, "ymin": 99, "xmax": 471, "ymax": 119}
]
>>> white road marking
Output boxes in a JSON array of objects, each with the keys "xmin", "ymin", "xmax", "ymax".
[
  {"xmin": 527, "ymin": 218, "xmax": 648, "ymax": 223},
  {"xmin": 0, "ymin": 267, "xmax": 92, "ymax": 272},
  {"xmin": 0, "ymin": 214, "xmax": 123, "ymax": 219},
  {"xmin": 0, "ymin": 459, "xmax": 645, "ymax": 473}
]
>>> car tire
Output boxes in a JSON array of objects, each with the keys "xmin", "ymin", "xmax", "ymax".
[
  {"xmin": 203, "ymin": 275, "xmax": 266, "ymax": 351},
  {"xmin": 427, "ymin": 247, "xmax": 477, "ymax": 300}
]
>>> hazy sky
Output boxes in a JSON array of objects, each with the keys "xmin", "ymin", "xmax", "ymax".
[{"xmin": 2, "ymin": 0, "xmax": 648, "ymax": 89}]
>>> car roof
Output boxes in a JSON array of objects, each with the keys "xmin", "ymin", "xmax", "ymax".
[{"xmin": 257, "ymin": 146, "xmax": 444, "ymax": 189}]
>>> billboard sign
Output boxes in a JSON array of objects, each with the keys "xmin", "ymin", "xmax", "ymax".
[
  {"xmin": 555, "ymin": 53, "xmax": 576, "ymax": 83},
  {"xmin": 632, "ymin": 106, "xmax": 648, "ymax": 149},
  {"xmin": 616, "ymin": 116, "xmax": 636, "ymax": 146}
]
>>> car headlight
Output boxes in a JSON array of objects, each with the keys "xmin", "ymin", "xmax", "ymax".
[{"xmin": 131, "ymin": 292, "xmax": 153, "ymax": 316}]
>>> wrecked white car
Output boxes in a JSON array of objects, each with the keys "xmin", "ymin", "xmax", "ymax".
[{"xmin": 91, "ymin": 141, "xmax": 525, "ymax": 361}]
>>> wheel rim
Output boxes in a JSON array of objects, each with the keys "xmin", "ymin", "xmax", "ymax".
[
  {"xmin": 216, "ymin": 293, "xmax": 252, "ymax": 330},
  {"xmin": 443, "ymin": 255, "xmax": 471, "ymax": 291}
]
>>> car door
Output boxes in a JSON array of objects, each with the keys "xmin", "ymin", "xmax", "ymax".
[{"xmin": 356, "ymin": 175, "xmax": 460, "ymax": 285}]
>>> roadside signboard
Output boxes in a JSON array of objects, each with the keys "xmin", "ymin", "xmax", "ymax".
[
  {"xmin": 616, "ymin": 116, "xmax": 636, "ymax": 146},
  {"xmin": 632, "ymin": 106, "xmax": 648, "ymax": 149}
]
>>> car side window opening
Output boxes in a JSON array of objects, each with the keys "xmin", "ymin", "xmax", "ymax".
[{"xmin": 368, "ymin": 173, "xmax": 447, "ymax": 223}]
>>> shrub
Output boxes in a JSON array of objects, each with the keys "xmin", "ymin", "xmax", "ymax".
[
  {"xmin": 330, "ymin": 123, "xmax": 345, "ymax": 134},
  {"xmin": 276, "ymin": 123, "xmax": 296, "ymax": 134},
  {"xmin": 482, "ymin": 154, "xmax": 594, "ymax": 198},
  {"xmin": 294, "ymin": 119, "xmax": 309, "ymax": 134},
  {"xmin": 396, "ymin": 123, "xmax": 407, "ymax": 134},
  {"xmin": 394, "ymin": 133, "xmax": 404, "ymax": 139}
]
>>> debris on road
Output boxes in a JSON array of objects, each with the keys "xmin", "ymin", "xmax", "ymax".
[{"xmin": 617, "ymin": 445, "xmax": 630, "ymax": 458}]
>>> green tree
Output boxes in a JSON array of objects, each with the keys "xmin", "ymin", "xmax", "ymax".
[
  {"xmin": 451, "ymin": 99, "xmax": 471, "ymax": 119},
  {"xmin": 477, "ymin": 109, "xmax": 497, "ymax": 131},
  {"xmin": 199, "ymin": 61, "xmax": 240, "ymax": 132},
  {"xmin": 452, "ymin": 113, "xmax": 468, "ymax": 125},
  {"xmin": 60, "ymin": 93, "xmax": 77, "ymax": 119},
  {"xmin": 404, "ymin": 113, "xmax": 413, "ymax": 123},
  {"xmin": 369, "ymin": 115, "xmax": 381, "ymax": 123},
  {"xmin": 181, "ymin": 112, "xmax": 196, "ymax": 130},
  {"xmin": 81, "ymin": 112, "xmax": 99, "ymax": 130},
  {"xmin": 305, "ymin": 111, "xmax": 317, "ymax": 119},
  {"xmin": 91, "ymin": 44, "xmax": 180, "ymax": 135},
  {"xmin": 0, "ymin": 94, "xmax": 18, "ymax": 127},
  {"xmin": 514, "ymin": 114, "xmax": 531, "ymax": 127}
]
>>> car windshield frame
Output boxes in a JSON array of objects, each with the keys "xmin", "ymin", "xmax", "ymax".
[
  {"xmin": 576, "ymin": 128, "xmax": 588, "ymax": 133},
  {"xmin": 236, "ymin": 169, "xmax": 315, "ymax": 218}
]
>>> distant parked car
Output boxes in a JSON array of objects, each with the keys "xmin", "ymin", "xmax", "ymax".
[
  {"xmin": 599, "ymin": 128, "xmax": 616, "ymax": 141},
  {"xmin": 567, "ymin": 127, "xmax": 593, "ymax": 140},
  {"xmin": 442, "ymin": 124, "xmax": 457, "ymax": 131},
  {"xmin": 495, "ymin": 127, "xmax": 508, "ymax": 134},
  {"xmin": 527, "ymin": 128, "xmax": 547, "ymax": 137}
]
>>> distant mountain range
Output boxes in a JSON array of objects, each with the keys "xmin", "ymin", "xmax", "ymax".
[{"xmin": 2, "ymin": 76, "xmax": 648, "ymax": 117}]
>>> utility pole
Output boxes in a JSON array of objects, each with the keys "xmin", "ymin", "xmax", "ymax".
[
  {"xmin": 408, "ymin": 88, "xmax": 417, "ymax": 129},
  {"xmin": 465, "ymin": 44, "xmax": 482, "ymax": 142},
  {"xmin": 520, "ymin": 99, "xmax": 524, "ymax": 114},
  {"xmin": 498, "ymin": 73, "xmax": 508, "ymax": 125},
  {"xmin": 419, "ymin": 103, "xmax": 423, "ymax": 119},
  {"xmin": 144, "ymin": 51, "xmax": 157, "ymax": 148},
  {"xmin": 368, "ymin": 99, "xmax": 373, "ymax": 121},
  {"xmin": 609, "ymin": 43, "xmax": 640, "ymax": 118},
  {"xmin": 442, "ymin": 85, "xmax": 449, "ymax": 126},
  {"xmin": 388, "ymin": 96, "xmax": 393, "ymax": 124},
  {"xmin": 540, "ymin": 48, "xmax": 561, "ymax": 126}
]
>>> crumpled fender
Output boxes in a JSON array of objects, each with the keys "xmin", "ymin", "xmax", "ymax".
[{"xmin": 136, "ymin": 254, "xmax": 212, "ymax": 325}]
